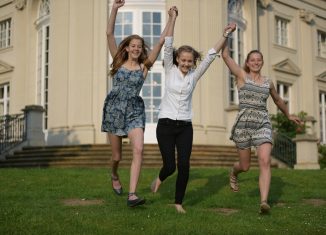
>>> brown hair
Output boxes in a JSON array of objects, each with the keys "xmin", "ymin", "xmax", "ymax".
[
  {"xmin": 243, "ymin": 50, "xmax": 264, "ymax": 73},
  {"xmin": 173, "ymin": 45, "xmax": 202, "ymax": 67},
  {"xmin": 110, "ymin": 35, "xmax": 151, "ymax": 77}
]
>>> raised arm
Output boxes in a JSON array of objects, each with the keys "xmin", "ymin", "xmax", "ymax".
[
  {"xmin": 221, "ymin": 23, "xmax": 246, "ymax": 82},
  {"xmin": 270, "ymin": 81, "xmax": 301, "ymax": 125},
  {"xmin": 107, "ymin": 0, "xmax": 125, "ymax": 58},
  {"xmin": 213, "ymin": 23, "xmax": 236, "ymax": 54},
  {"xmin": 146, "ymin": 6, "xmax": 178, "ymax": 67}
]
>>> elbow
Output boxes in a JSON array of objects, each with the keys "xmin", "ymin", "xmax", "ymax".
[
  {"xmin": 106, "ymin": 32, "xmax": 114, "ymax": 38},
  {"xmin": 158, "ymin": 38, "xmax": 165, "ymax": 46},
  {"xmin": 221, "ymin": 53, "xmax": 228, "ymax": 60}
]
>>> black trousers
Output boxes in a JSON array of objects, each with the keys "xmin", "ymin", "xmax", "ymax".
[{"xmin": 156, "ymin": 118, "xmax": 193, "ymax": 204}]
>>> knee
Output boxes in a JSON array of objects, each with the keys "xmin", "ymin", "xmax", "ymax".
[
  {"xmin": 239, "ymin": 164, "xmax": 250, "ymax": 172},
  {"xmin": 111, "ymin": 153, "xmax": 121, "ymax": 161},
  {"xmin": 132, "ymin": 145, "xmax": 143, "ymax": 157},
  {"xmin": 259, "ymin": 157, "xmax": 271, "ymax": 169},
  {"xmin": 177, "ymin": 161, "xmax": 190, "ymax": 171},
  {"xmin": 165, "ymin": 165, "xmax": 176, "ymax": 176}
]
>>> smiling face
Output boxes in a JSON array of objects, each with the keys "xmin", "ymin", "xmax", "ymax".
[
  {"xmin": 246, "ymin": 52, "xmax": 264, "ymax": 73},
  {"xmin": 176, "ymin": 51, "xmax": 195, "ymax": 76},
  {"xmin": 125, "ymin": 39, "xmax": 143, "ymax": 60}
]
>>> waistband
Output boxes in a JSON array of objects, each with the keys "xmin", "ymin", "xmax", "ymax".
[{"xmin": 158, "ymin": 118, "xmax": 192, "ymax": 126}]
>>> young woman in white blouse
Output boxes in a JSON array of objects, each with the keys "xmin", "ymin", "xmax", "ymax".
[{"xmin": 151, "ymin": 9, "xmax": 236, "ymax": 213}]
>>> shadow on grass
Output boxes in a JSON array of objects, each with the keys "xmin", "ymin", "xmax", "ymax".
[
  {"xmin": 186, "ymin": 171, "xmax": 227, "ymax": 206},
  {"xmin": 141, "ymin": 169, "xmax": 227, "ymax": 207},
  {"xmin": 247, "ymin": 175, "xmax": 286, "ymax": 207}
]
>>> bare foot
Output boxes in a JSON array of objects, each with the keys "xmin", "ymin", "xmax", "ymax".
[
  {"xmin": 175, "ymin": 204, "xmax": 186, "ymax": 213},
  {"xmin": 151, "ymin": 177, "xmax": 161, "ymax": 193}
]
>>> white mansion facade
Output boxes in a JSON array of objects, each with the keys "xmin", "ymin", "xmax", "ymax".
[{"xmin": 0, "ymin": 0, "xmax": 326, "ymax": 146}]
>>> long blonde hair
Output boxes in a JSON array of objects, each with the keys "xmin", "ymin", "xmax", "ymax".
[{"xmin": 110, "ymin": 35, "xmax": 152, "ymax": 77}]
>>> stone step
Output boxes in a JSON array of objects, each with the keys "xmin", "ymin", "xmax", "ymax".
[{"xmin": 0, "ymin": 144, "xmax": 258, "ymax": 168}]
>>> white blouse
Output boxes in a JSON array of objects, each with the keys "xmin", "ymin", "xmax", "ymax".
[{"xmin": 158, "ymin": 36, "xmax": 218, "ymax": 121}]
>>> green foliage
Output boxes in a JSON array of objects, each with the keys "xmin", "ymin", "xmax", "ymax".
[
  {"xmin": 271, "ymin": 111, "xmax": 308, "ymax": 138},
  {"xmin": 0, "ymin": 168, "xmax": 326, "ymax": 235},
  {"xmin": 318, "ymin": 145, "xmax": 326, "ymax": 169}
]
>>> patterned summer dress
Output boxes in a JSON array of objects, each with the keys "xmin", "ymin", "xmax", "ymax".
[
  {"xmin": 101, "ymin": 67, "xmax": 145, "ymax": 136},
  {"xmin": 230, "ymin": 75, "xmax": 273, "ymax": 149}
]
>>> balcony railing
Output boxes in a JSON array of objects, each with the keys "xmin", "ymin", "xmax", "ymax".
[
  {"xmin": 0, "ymin": 114, "xmax": 26, "ymax": 154},
  {"xmin": 272, "ymin": 132, "xmax": 296, "ymax": 168}
]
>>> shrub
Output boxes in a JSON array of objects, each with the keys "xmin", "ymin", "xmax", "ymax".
[
  {"xmin": 270, "ymin": 111, "xmax": 308, "ymax": 138},
  {"xmin": 318, "ymin": 144, "xmax": 326, "ymax": 169}
]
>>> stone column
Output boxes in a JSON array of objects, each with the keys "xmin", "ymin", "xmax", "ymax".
[
  {"xmin": 22, "ymin": 105, "xmax": 45, "ymax": 146},
  {"xmin": 293, "ymin": 116, "xmax": 319, "ymax": 169}
]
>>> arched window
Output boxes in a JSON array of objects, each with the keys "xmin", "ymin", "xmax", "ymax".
[
  {"xmin": 228, "ymin": 0, "xmax": 246, "ymax": 105},
  {"xmin": 35, "ymin": 0, "xmax": 50, "ymax": 130}
]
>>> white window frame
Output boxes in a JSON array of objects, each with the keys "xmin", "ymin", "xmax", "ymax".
[
  {"xmin": 277, "ymin": 82, "xmax": 291, "ymax": 112},
  {"xmin": 0, "ymin": 83, "xmax": 10, "ymax": 116},
  {"xmin": 275, "ymin": 16, "xmax": 289, "ymax": 47},
  {"xmin": 228, "ymin": 0, "xmax": 245, "ymax": 105},
  {"xmin": 110, "ymin": 8, "xmax": 165, "ymax": 125},
  {"xmin": 320, "ymin": 92, "xmax": 326, "ymax": 144},
  {"xmin": 0, "ymin": 18, "xmax": 11, "ymax": 49},
  {"xmin": 142, "ymin": 69, "xmax": 164, "ymax": 124},
  {"xmin": 317, "ymin": 30, "xmax": 326, "ymax": 58},
  {"xmin": 36, "ymin": 0, "xmax": 50, "ymax": 131}
]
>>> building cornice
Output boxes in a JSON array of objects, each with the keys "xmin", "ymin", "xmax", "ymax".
[
  {"xmin": 316, "ymin": 71, "xmax": 326, "ymax": 83},
  {"xmin": 273, "ymin": 58, "xmax": 301, "ymax": 76},
  {"xmin": 0, "ymin": 60, "xmax": 14, "ymax": 74},
  {"xmin": 0, "ymin": 0, "xmax": 13, "ymax": 8},
  {"xmin": 274, "ymin": 0, "xmax": 326, "ymax": 19}
]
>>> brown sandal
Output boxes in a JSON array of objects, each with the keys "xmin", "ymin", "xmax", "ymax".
[{"xmin": 229, "ymin": 169, "xmax": 239, "ymax": 192}]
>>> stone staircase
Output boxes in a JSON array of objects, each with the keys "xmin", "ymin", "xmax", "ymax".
[{"xmin": 0, "ymin": 144, "xmax": 259, "ymax": 168}]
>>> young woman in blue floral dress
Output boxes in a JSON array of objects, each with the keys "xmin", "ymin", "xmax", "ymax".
[{"xmin": 102, "ymin": 0, "xmax": 177, "ymax": 207}]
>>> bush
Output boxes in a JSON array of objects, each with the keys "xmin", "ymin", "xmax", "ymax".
[
  {"xmin": 318, "ymin": 145, "xmax": 326, "ymax": 169},
  {"xmin": 270, "ymin": 111, "xmax": 308, "ymax": 138}
]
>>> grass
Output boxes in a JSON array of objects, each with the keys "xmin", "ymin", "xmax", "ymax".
[{"xmin": 0, "ymin": 167, "xmax": 325, "ymax": 235}]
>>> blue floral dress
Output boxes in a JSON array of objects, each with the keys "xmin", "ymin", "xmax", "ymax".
[{"xmin": 101, "ymin": 67, "xmax": 145, "ymax": 136}]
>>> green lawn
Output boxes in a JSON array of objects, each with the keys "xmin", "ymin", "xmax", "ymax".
[{"xmin": 0, "ymin": 168, "xmax": 325, "ymax": 235}]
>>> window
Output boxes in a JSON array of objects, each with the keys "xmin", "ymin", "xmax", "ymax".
[
  {"xmin": 228, "ymin": 0, "xmax": 245, "ymax": 105},
  {"xmin": 0, "ymin": 84, "xmax": 10, "ymax": 116},
  {"xmin": 36, "ymin": 0, "xmax": 50, "ymax": 130},
  {"xmin": 111, "ymin": 8, "xmax": 164, "ymax": 125},
  {"xmin": 277, "ymin": 82, "xmax": 290, "ymax": 111},
  {"xmin": 275, "ymin": 16, "xmax": 289, "ymax": 46},
  {"xmin": 0, "ymin": 18, "xmax": 11, "ymax": 49},
  {"xmin": 115, "ymin": 12, "xmax": 133, "ymax": 45},
  {"xmin": 143, "ymin": 12, "xmax": 162, "ymax": 60},
  {"xmin": 317, "ymin": 30, "xmax": 326, "ymax": 58},
  {"xmin": 320, "ymin": 92, "xmax": 326, "ymax": 144},
  {"xmin": 142, "ymin": 72, "xmax": 162, "ymax": 123}
]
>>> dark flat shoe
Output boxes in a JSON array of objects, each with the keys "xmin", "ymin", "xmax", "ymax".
[
  {"xmin": 127, "ymin": 194, "xmax": 146, "ymax": 207},
  {"xmin": 111, "ymin": 175, "xmax": 123, "ymax": 196},
  {"xmin": 113, "ymin": 187, "xmax": 123, "ymax": 196}
]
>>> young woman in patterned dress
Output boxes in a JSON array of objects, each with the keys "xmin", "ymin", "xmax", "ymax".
[
  {"xmin": 102, "ymin": 0, "xmax": 177, "ymax": 207},
  {"xmin": 221, "ymin": 23, "xmax": 301, "ymax": 213}
]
